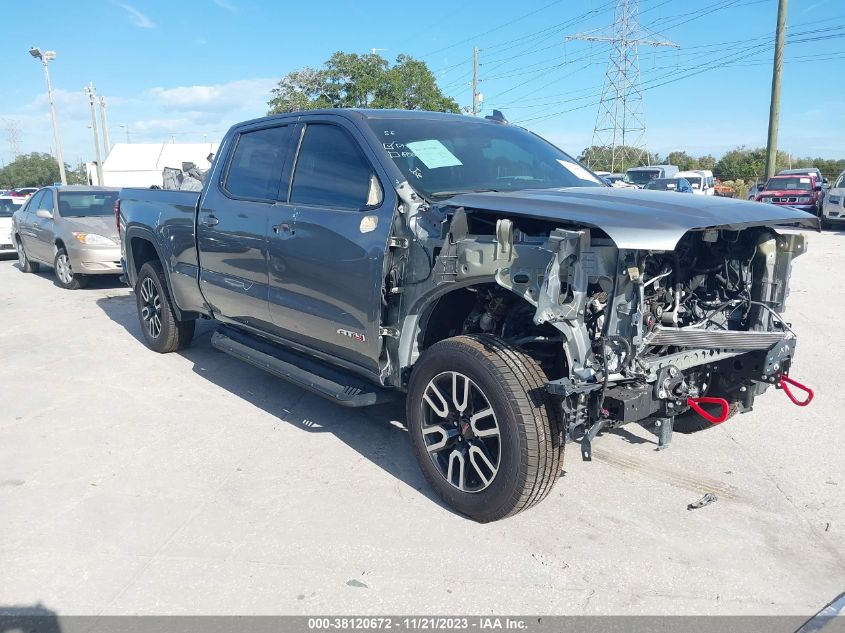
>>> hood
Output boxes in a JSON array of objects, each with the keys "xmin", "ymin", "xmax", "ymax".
[
  {"xmin": 60, "ymin": 215, "xmax": 119, "ymax": 242},
  {"xmin": 444, "ymin": 187, "xmax": 818, "ymax": 250}
]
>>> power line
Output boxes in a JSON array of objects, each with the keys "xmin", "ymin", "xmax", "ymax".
[
  {"xmin": 566, "ymin": 0, "xmax": 679, "ymax": 172},
  {"xmin": 510, "ymin": 27, "xmax": 845, "ymax": 126}
]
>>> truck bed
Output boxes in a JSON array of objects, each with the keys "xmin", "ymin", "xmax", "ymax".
[{"xmin": 119, "ymin": 188, "xmax": 206, "ymax": 316}]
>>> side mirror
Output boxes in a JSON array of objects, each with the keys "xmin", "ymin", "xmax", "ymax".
[
  {"xmin": 814, "ymin": 185, "xmax": 822, "ymax": 192},
  {"xmin": 35, "ymin": 209, "xmax": 53, "ymax": 219}
]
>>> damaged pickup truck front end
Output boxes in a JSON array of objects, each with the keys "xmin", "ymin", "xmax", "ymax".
[{"xmin": 386, "ymin": 185, "xmax": 816, "ymax": 457}]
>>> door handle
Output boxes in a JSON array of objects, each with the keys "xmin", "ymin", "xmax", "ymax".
[
  {"xmin": 272, "ymin": 222, "xmax": 293, "ymax": 234},
  {"xmin": 203, "ymin": 215, "xmax": 219, "ymax": 227}
]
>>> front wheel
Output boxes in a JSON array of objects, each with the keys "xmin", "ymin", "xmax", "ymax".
[
  {"xmin": 54, "ymin": 247, "xmax": 88, "ymax": 289},
  {"xmin": 407, "ymin": 334, "xmax": 563, "ymax": 522},
  {"xmin": 135, "ymin": 261, "xmax": 195, "ymax": 353}
]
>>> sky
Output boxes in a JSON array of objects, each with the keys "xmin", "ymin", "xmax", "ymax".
[{"xmin": 1, "ymin": 0, "xmax": 844, "ymax": 168}]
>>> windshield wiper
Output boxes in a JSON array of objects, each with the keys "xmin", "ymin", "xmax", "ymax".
[{"xmin": 429, "ymin": 188, "xmax": 502, "ymax": 199}]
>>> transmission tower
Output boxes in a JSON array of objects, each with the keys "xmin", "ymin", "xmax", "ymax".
[
  {"xmin": 3, "ymin": 119, "xmax": 21, "ymax": 160},
  {"xmin": 566, "ymin": 0, "xmax": 679, "ymax": 172}
]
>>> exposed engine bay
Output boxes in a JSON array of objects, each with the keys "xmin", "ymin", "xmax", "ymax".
[{"xmin": 385, "ymin": 183, "xmax": 814, "ymax": 457}]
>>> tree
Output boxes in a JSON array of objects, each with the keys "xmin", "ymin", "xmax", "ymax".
[
  {"xmin": 714, "ymin": 146, "xmax": 789, "ymax": 181},
  {"xmin": 66, "ymin": 161, "xmax": 90, "ymax": 185},
  {"xmin": 697, "ymin": 154, "xmax": 716, "ymax": 171},
  {"xmin": 577, "ymin": 145, "xmax": 654, "ymax": 172},
  {"xmin": 0, "ymin": 153, "xmax": 63, "ymax": 188},
  {"xmin": 665, "ymin": 151, "xmax": 699, "ymax": 171},
  {"xmin": 268, "ymin": 52, "xmax": 460, "ymax": 114}
]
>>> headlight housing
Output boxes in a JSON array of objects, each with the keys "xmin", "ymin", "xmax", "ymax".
[
  {"xmin": 761, "ymin": 197, "xmax": 773, "ymax": 203},
  {"xmin": 796, "ymin": 196, "xmax": 811, "ymax": 203},
  {"xmin": 72, "ymin": 232, "xmax": 115, "ymax": 246}
]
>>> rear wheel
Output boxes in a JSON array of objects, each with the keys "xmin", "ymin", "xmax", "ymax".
[
  {"xmin": 407, "ymin": 334, "xmax": 563, "ymax": 522},
  {"xmin": 15, "ymin": 238, "xmax": 40, "ymax": 273},
  {"xmin": 136, "ymin": 261, "xmax": 195, "ymax": 353},
  {"xmin": 54, "ymin": 247, "xmax": 88, "ymax": 289}
]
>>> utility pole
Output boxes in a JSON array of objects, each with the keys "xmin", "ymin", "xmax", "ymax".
[
  {"xmin": 567, "ymin": 0, "xmax": 679, "ymax": 172},
  {"xmin": 84, "ymin": 83, "xmax": 103, "ymax": 185},
  {"xmin": 29, "ymin": 48, "xmax": 67, "ymax": 184},
  {"xmin": 765, "ymin": 0, "xmax": 788, "ymax": 180},
  {"xmin": 98, "ymin": 95, "xmax": 111, "ymax": 156},
  {"xmin": 472, "ymin": 47, "xmax": 480, "ymax": 116},
  {"xmin": 120, "ymin": 125, "xmax": 131, "ymax": 143}
]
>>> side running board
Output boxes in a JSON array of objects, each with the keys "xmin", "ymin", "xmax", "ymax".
[{"xmin": 210, "ymin": 326, "xmax": 397, "ymax": 408}]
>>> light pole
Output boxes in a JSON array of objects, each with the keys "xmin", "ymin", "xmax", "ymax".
[
  {"xmin": 118, "ymin": 125, "xmax": 130, "ymax": 143},
  {"xmin": 29, "ymin": 47, "xmax": 67, "ymax": 185}
]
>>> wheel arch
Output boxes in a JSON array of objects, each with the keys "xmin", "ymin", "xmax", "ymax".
[
  {"xmin": 398, "ymin": 277, "xmax": 538, "ymax": 377},
  {"xmin": 124, "ymin": 228, "xmax": 192, "ymax": 321}
]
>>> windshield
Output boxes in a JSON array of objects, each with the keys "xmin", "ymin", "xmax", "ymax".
[
  {"xmin": 624, "ymin": 170, "xmax": 660, "ymax": 185},
  {"xmin": 645, "ymin": 179, "xmax": 680, "ymax": 191},
  {"xmin": 57, "ymin": 191, "xmax": 118, "ymax": 217},
  {"xmin": 0, "ymin": 198, "xmax": 18, "ymax": 217},
  {"xmin": 765, "ymin": 177, "xmax": 812, "ymax": 191},
  {"xmin": 365, "ymin": 117, "xmax": 603, "ymax": 198}
]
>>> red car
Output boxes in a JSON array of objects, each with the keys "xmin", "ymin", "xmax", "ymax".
[{"xmin": 756, "ymin": 174, "xmax": 823, "ymax": 215}]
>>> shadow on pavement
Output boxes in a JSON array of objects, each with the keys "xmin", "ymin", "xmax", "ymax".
[
  {"xmin": 0, "ymin": 604, "xmax": 61, "ymax": 633},
  {"xmin": 94, "ymin": 293, "xmax": 453, "ymax": 514},
  {"xmin": 10, "ymin": 259, "xmax": 126, "ymax": 291}
]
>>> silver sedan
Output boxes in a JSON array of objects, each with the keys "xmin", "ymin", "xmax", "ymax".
[{"xmin": 12, "ymin": 186, "xmax": 121, "ymax": 289}]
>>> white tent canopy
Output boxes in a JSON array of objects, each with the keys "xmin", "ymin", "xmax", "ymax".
[{"xmin": 88, "ymin": 142, "xmax": 219, "ymax": 188}]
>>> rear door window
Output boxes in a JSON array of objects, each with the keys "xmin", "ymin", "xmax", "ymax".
[
  {"xmin": 224, "ymin": 125, "xmax": 291, "ymax": 201},
  {"xmin": 290, "ymin": 124, "xmax": 380, "ymax": 210}
]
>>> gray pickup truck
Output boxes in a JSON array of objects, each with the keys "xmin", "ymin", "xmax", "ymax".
[{"xmin": 118, "ymin": 109, "xmax": 816, "ymax": 522}]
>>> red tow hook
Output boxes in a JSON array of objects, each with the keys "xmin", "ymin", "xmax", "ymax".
[
  {"xmin": 779, "ymin": 375, "xmax": 814, "ymax": 407},
  {"xmin": 686, "ymin": 396, "xmax": 730, "ymax": 425}
]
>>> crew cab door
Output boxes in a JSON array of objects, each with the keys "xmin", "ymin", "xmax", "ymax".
[
  {"xmin": 267, "ymin": 118, "xmax": 396, "ymax": 376},
  {"xmin": 196, "ymin": 122, "xmax": 295, "ymax": 330}
]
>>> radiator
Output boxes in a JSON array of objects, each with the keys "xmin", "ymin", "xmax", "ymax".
[{"xmin": 644, "ymin": 327, "xmax": 790, "ymax": 350}]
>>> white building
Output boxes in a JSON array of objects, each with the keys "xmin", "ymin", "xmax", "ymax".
[{"xmin": 87, "ymin": 142, "xmax": 219, "ymax": 187}]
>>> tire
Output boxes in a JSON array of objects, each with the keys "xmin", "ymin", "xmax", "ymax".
[
  {"xmin": 15, "ymin": 238, "xmax": 40, "ymax": 273},
  {"xmin": 407, "ymin": 334, "xmax": 563, "ymax": 522},
  {"xmin": 54, "ymin": 247, "xmax": 88, "ymax": 289},
  {"xmin": 135, "ymin": 260, "xmax": 195, "ymax": 353}
]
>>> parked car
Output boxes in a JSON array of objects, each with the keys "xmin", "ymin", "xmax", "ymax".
[
  {"xmin": 118, "ymin": 109, "xmax": 815, "ymax": 522},
  {"xmin": 8, "ymin": 187, "xmax": 38, "ymax": 198},
  {"xmin": 676, "ymin": 171, "xmax": 713, "ymax": 195},
  {"xmin": 778, "ymin": 167, "xmax": 827, "ymax": 186},
  {"xmin": 12, "ymin": 186, "xmax": 121, "ymax": 289},
  {"xmin": 756, "ymin": 174, "xmax": 824, "ymax": 216},
  {"xmin": 604, "ymin": 173, "xmax": 637, "ymax": 188},
  {"xmin": 693, "ymin": 169, "xmax": 716, "ymax": 195},
  {"xmin": 747, "ymin": 181, "xmax": 768, "ymax": 200},
  {"xmin": 623, "ymin": 164, "xmax": 679, "ymax": 188},
  {"xmin": 644, "ymin": 177, "xmax": 694, "ymax": 193},
  {"xmin": 821, "ymin": 170, "xmax": 845, "ymax": 229},
  {"xmin": 0, "ymin": 196, "xmax": 24, "ymax": 256}
]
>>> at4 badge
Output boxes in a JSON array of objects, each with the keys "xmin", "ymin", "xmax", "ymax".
[{"xmin": 337, "ymin": 328, "xmax": 366, "ymax": 343}]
